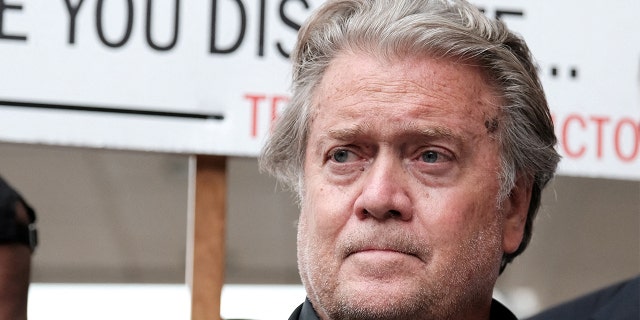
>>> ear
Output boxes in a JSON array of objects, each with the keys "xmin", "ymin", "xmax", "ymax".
[{"xmin": 502, "ymin": 176, "xmax": 533, "ymax": 254}]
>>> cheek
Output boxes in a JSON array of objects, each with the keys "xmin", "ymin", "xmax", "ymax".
[
  {"xmin": 422, "ymin": 189, "xmax": 501, "ymax": 241},
  {"xmin": 298, "ymin": 189, "xmax": 346, "ymax": 273},
  {"xmin": 302, "ymin": 176, "xmax": 353, "ymax": 237}
]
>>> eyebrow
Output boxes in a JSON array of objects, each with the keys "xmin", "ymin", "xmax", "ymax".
[
  {"xmin": 325, "ymin": 122, "xmax": 462, "ymax": 143},
  {"xmin": 326, "ymin": 125, "xmax": 369, "ymax": 141},
  {"xmin": 412, "ymin": 125, "xmax": 457, "ymax": 141}
]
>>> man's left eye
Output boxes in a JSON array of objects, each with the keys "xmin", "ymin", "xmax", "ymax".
[{"xmin": 421, "ymin": 151, "xmax": 441, "ymax": 163}]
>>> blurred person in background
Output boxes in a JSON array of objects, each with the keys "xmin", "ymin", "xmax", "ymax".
[
  {"xmin": 528, "ymin": 276, "xmax": 639, "ymax": 320},
  {"xmin": 0, "ymin": 176, "xmax": 37, "ymax": 320}
]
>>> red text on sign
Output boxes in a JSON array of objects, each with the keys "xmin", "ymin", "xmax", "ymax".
[
  {"xmin": 245, "ymin": 93, "xmax": 289, "ymax": 138},
  {"xmin": 554, "ymin": 113, "xmax": 639, "ymax": 163}
]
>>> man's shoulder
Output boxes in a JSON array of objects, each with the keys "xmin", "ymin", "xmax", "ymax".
[
  {"xmin": 491, "ymin": 299, "xmax": 519, "ymax": 320},
  {"xmin": 288, "ymin": 299, "xmax": 320, "ymax": 320},
  {"xmin": 289, "ymin": 298, "xmax": 518, "ymax": 320},
  {"xmin": 288, "ymin": 303, "xmax": 303, "ymax": 320}
]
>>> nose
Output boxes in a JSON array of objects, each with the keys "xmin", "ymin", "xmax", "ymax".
[{"xmin": 353, "ymin": 154, "xmax": 412, "ymax": 221}]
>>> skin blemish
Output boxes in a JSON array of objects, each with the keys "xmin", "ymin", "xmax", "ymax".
[{"xmin": 484, "ymin": 118, "xmax": 499, "ymax": 133}]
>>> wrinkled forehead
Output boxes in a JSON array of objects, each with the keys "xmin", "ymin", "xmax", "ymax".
[{"xmin": 309, "ymin": 51, "xmax": 502, "ymax": 127}]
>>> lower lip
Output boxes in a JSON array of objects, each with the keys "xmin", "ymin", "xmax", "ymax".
[{"xmin": 350, "ymin": 249, "xmax": 414, "ymax": 260}]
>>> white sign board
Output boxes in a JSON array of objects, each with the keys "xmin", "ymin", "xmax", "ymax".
[{"xmin": 0, "ymin": 0, "xmax": 638, "ymax": 180}]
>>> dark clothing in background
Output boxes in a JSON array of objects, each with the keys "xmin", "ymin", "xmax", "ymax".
[
  {"xmin": 0, "ymin": 176, "xmax": 36, "ymax": 247},
  {"xmin": 528, "ymin": 276, "xmax": 639, "ymax": 320}
]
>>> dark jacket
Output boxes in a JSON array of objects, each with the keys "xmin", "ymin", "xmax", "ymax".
[
  {"xmin": 527, "ymin": 276, "xmax": 639, "ymax": 320},
  {"xmin": 289, "ymin": 298, "xmax": 518, "ymax": 320}
]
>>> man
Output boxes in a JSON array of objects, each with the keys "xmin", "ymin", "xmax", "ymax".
[
  {"xmin": 260, "ymin": 0, "xmax": 559, "ymax": 319},
  {"xmin": 0, "ymin": 176, "xmax": 37, "ymax": 320}
]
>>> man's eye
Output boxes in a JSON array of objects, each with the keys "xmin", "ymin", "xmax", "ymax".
[
  {"xmin": 332, "ymin": 149, "xmax": 351, "ymax": 163},
  {"xmin": 421, "ymin": 151, "xmax": 440, "ymax": 163}
]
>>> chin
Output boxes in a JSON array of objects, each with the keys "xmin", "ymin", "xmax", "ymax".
[{"xmin": 327, "ymin": 281, "xmax": 431, "ymax": 319}]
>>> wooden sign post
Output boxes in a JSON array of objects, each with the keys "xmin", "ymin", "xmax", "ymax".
[{"xmin": 191, "ymin": 155, "xmax": 227, "ymax": 320}]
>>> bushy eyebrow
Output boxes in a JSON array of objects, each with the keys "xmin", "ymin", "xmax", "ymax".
[
  {"xmin": 412, "ymin": 125, "xmax": 457, "ymax": 141},
  {"xmin": 326, "ymin": 125, "xmax": 369, "ymax": 141},
  {"xmin": 325, "ymin": 122, "xmax": 460, "ymax": 143}
]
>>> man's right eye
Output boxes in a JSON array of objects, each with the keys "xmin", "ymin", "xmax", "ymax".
[{"xmin": 331, "ymin": 149, "xmax": 351, "ymax": 163}]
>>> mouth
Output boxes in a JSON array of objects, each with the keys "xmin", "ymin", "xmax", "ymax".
[
  {"xmin": 339, "ymin": 229, "xmax": 427, "ymax": 263},
  {"xmin": 341, "ymin": 246, "xmax": 426, "ymax": 277},
  {"xmin": 346, "ymin": 245, "xmax": 422, "ymax": 262}
]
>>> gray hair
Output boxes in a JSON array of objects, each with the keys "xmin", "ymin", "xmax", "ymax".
[{"xmin": 260, "ymin": 0, "xmax": 560, "ymax": 272}]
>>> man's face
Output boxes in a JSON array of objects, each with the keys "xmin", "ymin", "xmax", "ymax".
[{"xmin": 298, "ymin": 52, "xmax": 530, "ymax": 319}]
